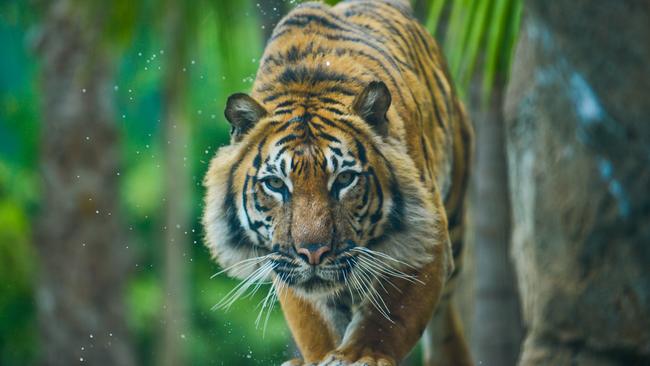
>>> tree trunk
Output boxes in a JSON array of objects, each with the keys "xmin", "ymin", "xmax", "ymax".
[
  {"xmin": 33, "ymin": 1, "xmax": 135, "ymax": 365},
  {"xmin": 469, "ymin": 81, "xmax": 523, "ymax": 365},
  {"xmin": 505, "ymin": 0, "xmax": 650, "ymax": 364},
  {"xmin": 159, "ymin": 1, "xmax": 191, "ymax": 366}
]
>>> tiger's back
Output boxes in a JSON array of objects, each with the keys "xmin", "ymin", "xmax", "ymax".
[
  {"xmin": 254, "ymin": 0, "xmax": 472, "ymax": 274},
  {"xmin": 204, "ymin": 1, "xmax": 474, "ymax": 365}
]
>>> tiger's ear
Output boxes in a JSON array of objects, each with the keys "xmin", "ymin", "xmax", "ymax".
[
  {"xmin": 224, "ymin": 93, "xmax": 267, "ymax": 142},
  {"xmin": 352, "ymin": 81, "xmax": 391, "ymax": 137}
]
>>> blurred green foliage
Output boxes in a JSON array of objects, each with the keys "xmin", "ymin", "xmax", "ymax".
[
  {"xmin": 0, "ymin": 0, "xmax": 520, "ymax": 364},
  {"xmin": 0, "ymin": 2, "xmax": 40, "ymax": 363},
  {"xmin": 0, "ymin": 0, "xmax": 290, "ymax": 364}
]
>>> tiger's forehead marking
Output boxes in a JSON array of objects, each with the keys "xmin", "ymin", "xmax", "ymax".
[
  {"xmin": 269, "ymin": 112, "xmax": 346, "ymax": 152},
  {"xmin": 257, "ymin": 112, "xmax": 363, "ymax": 182}
]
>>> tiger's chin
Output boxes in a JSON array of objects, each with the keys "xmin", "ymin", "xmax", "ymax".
[
  {"xmin": 293, "ymin": 277, "xmax": 345, "ymax": 298},
  {"xmin": 275, "ymin": 265, "xmax": 353, "ymax": 299}
]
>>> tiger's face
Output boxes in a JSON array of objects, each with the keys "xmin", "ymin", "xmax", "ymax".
[
  {"xmin": 204, "ymin": 82, "xmax": 441, "ymax": 298},
  {"xmin": 240, "ymin": 117, "xmax": 395, "ymax": 296}
]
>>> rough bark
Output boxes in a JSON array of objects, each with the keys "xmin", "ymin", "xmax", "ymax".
[
  {"xmin": 158, "ymin": 1, "xmax": 191, "ymax": 365},
  {"xmin": 505, "ymin": 0, "xmax": 650, "ymax": 364},
  {"xmin": 33, "ymin": 1, "xmax": 135, "ymax": 365},
  {"xmin": 469, "ymin": 82, "xmax": 523, "ymax": 366}
]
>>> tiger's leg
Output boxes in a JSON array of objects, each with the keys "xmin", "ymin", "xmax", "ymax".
[
  {"xmin": 278, "ymin": 287, "xmax": 338, "ymax": 365},
  {"xmin": 422, "ymin": 298, "xmax": 473, "ymax": 366},
  {"xmin": 319, "ymin": 249, "xmax": 450, "ymax": 366},
  {"xmin": 422, "ymin": 209, "xmax": 473, "ymax": 366}
]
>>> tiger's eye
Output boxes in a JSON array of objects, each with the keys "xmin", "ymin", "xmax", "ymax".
[
  {"xmin": 265, "ymin": 177, "xmax": 285, "ymax": 191},
  {"xmin": 335, "ymin": 171, "xmax": 356, "ymax": 187}
]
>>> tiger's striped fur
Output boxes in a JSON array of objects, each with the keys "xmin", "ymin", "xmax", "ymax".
[{"xmin": 203, "ymin": 1, "xmax": 473, "ymax": 365}]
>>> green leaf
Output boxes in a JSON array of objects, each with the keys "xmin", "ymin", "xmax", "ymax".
[
  {"xmin": 481, "ymin": 0, "xmax": 513, "ymax": 100},
  {"xmin": 458, "ymin": 0, "xmax": 493, "ymax": 90},
  {"xmin": 425, "ymin": 0, "xmax": 446, "ymax": 35}
]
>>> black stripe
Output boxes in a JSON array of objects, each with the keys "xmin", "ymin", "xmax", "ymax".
[
  {"xmin": 421, "ymin": 135, "xmax": 433, "ymax": 181},
  {"xmin": 355, "ymin": 140, "xmax": 367, "ymax": 165},
  {"xmin": 263, "ymin": 92, "xmax": 287, "ymax": 104},
  {"xmin": 276, "ymin": 134, "xmax": 299, "ymax": 146},
  {"xmin": 270, "ymin": 27, "xmax": 405, "ymax": 77},
  {"xmin": 277, "ymin": 65, "xmax": 356, "ymax": 85},
  {"xmin": 343, "ymin": 7, "xmax": 415, "ymax": 66},
  {"xmin": 279, "ymin": 13, "xmax": 348, "ymax": 33},
  {"xmin": 323, "ymin": 106, "xmax": 345, "ymax": 115},
  {"xmin": 265, "ymin": 88, "xmax": 358, "ymax": 104},
  {"xmin": 275, "ymin": 100, "xmax": 296, "ymax": 108},
  {"xmin": 368, "ymin": 169, "xmax": 384, "ymax": 225},
  {"xmin": 274, "ymin": 108, "xmax": 293, "ymax": 115},
  {"xmin": 319, "ymin": 97, "xmax": 344, "ymax": 106},
  {"xmin": 331, "ymin": 155, "xmax": 339, "ymax": 171},
  {"xmin": 318, "ymin": 131, "xmax": 341, "ymax": 143},
  {"xmin": 274, "ymin": 121, "xmax": 294, "ymax": 134}
]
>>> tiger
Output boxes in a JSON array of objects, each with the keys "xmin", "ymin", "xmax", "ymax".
[{"xmin": 202, "ymin": 0, "xmax": 473, "ymax": 365}]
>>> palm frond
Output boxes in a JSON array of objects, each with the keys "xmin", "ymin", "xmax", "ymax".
[{"xmin": 430, "ymin": 0, "xmax": 523, "ymax": 102}]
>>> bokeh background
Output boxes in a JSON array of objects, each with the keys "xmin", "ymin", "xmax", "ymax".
[{"xmin": 2, "ymin": 0, "xmax": 649, "ymax": 365}]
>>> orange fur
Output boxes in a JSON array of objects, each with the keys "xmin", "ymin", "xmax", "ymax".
[
  {"xmin": 279, "ymin": 288, "xmax": 338, "ymax": 363},
  {"xmin": 202, "ymin": 1, "xmax": 473, "ymax": 365}
]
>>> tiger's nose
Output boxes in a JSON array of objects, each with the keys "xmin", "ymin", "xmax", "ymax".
[{"xmin": 297, "ymin": 243, "xmax": 331, "ymax": 265}]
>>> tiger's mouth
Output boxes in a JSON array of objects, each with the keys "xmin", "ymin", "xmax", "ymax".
[{"xmin": 270, "ymin": 245, "xmax": 358, "ymax": 294}]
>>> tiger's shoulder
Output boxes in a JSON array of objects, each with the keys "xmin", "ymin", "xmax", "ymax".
[{"xmin": 252, "ymin": 0, "xmax": 469, "ymax": 206}]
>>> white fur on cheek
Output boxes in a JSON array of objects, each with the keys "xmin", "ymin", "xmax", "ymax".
[{"xmin": 202, "ymin": 144, "xmax": 270, "ymax": 280}]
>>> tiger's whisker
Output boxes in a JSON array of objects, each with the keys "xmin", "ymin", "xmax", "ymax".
[
  {"xmin": 350, "ymin": 268, "xmax": 392, "ymax": 322},
  {"xmin": 356, "ymin": 256, "xmax": 418, "ymax": 288},
  {"xmin": 213, "ymin": 261, "xmax": 275, "ymax": 311},
  {"xmin": 351, "ymin": 247, "xmax": 419, "ymax": 270},
  {"xmin": 211, "ymin": 254, "xmax": 272, "ymax": 278},
  {"xmin": 355, "ymin": 263, "xmax": 392, "ymax": 320}
]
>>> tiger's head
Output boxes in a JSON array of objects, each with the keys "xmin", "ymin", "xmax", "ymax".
[{"xmin": 203, "ymin": 81, "xmax": 449, "ymax": 298}]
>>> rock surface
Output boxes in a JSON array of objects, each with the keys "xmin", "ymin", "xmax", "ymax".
[{"xmin": 504, "ymin": 1, "xmax": 650, "ymax": 364}]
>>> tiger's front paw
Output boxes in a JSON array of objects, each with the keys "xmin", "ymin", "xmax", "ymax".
[
  {"xmin": 317, "ymin": 350, "xmax": 395, "ymax": 366},
  {"xmin": 317, "ymin": 352, "xmax": 349, "ymax": 366}
]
